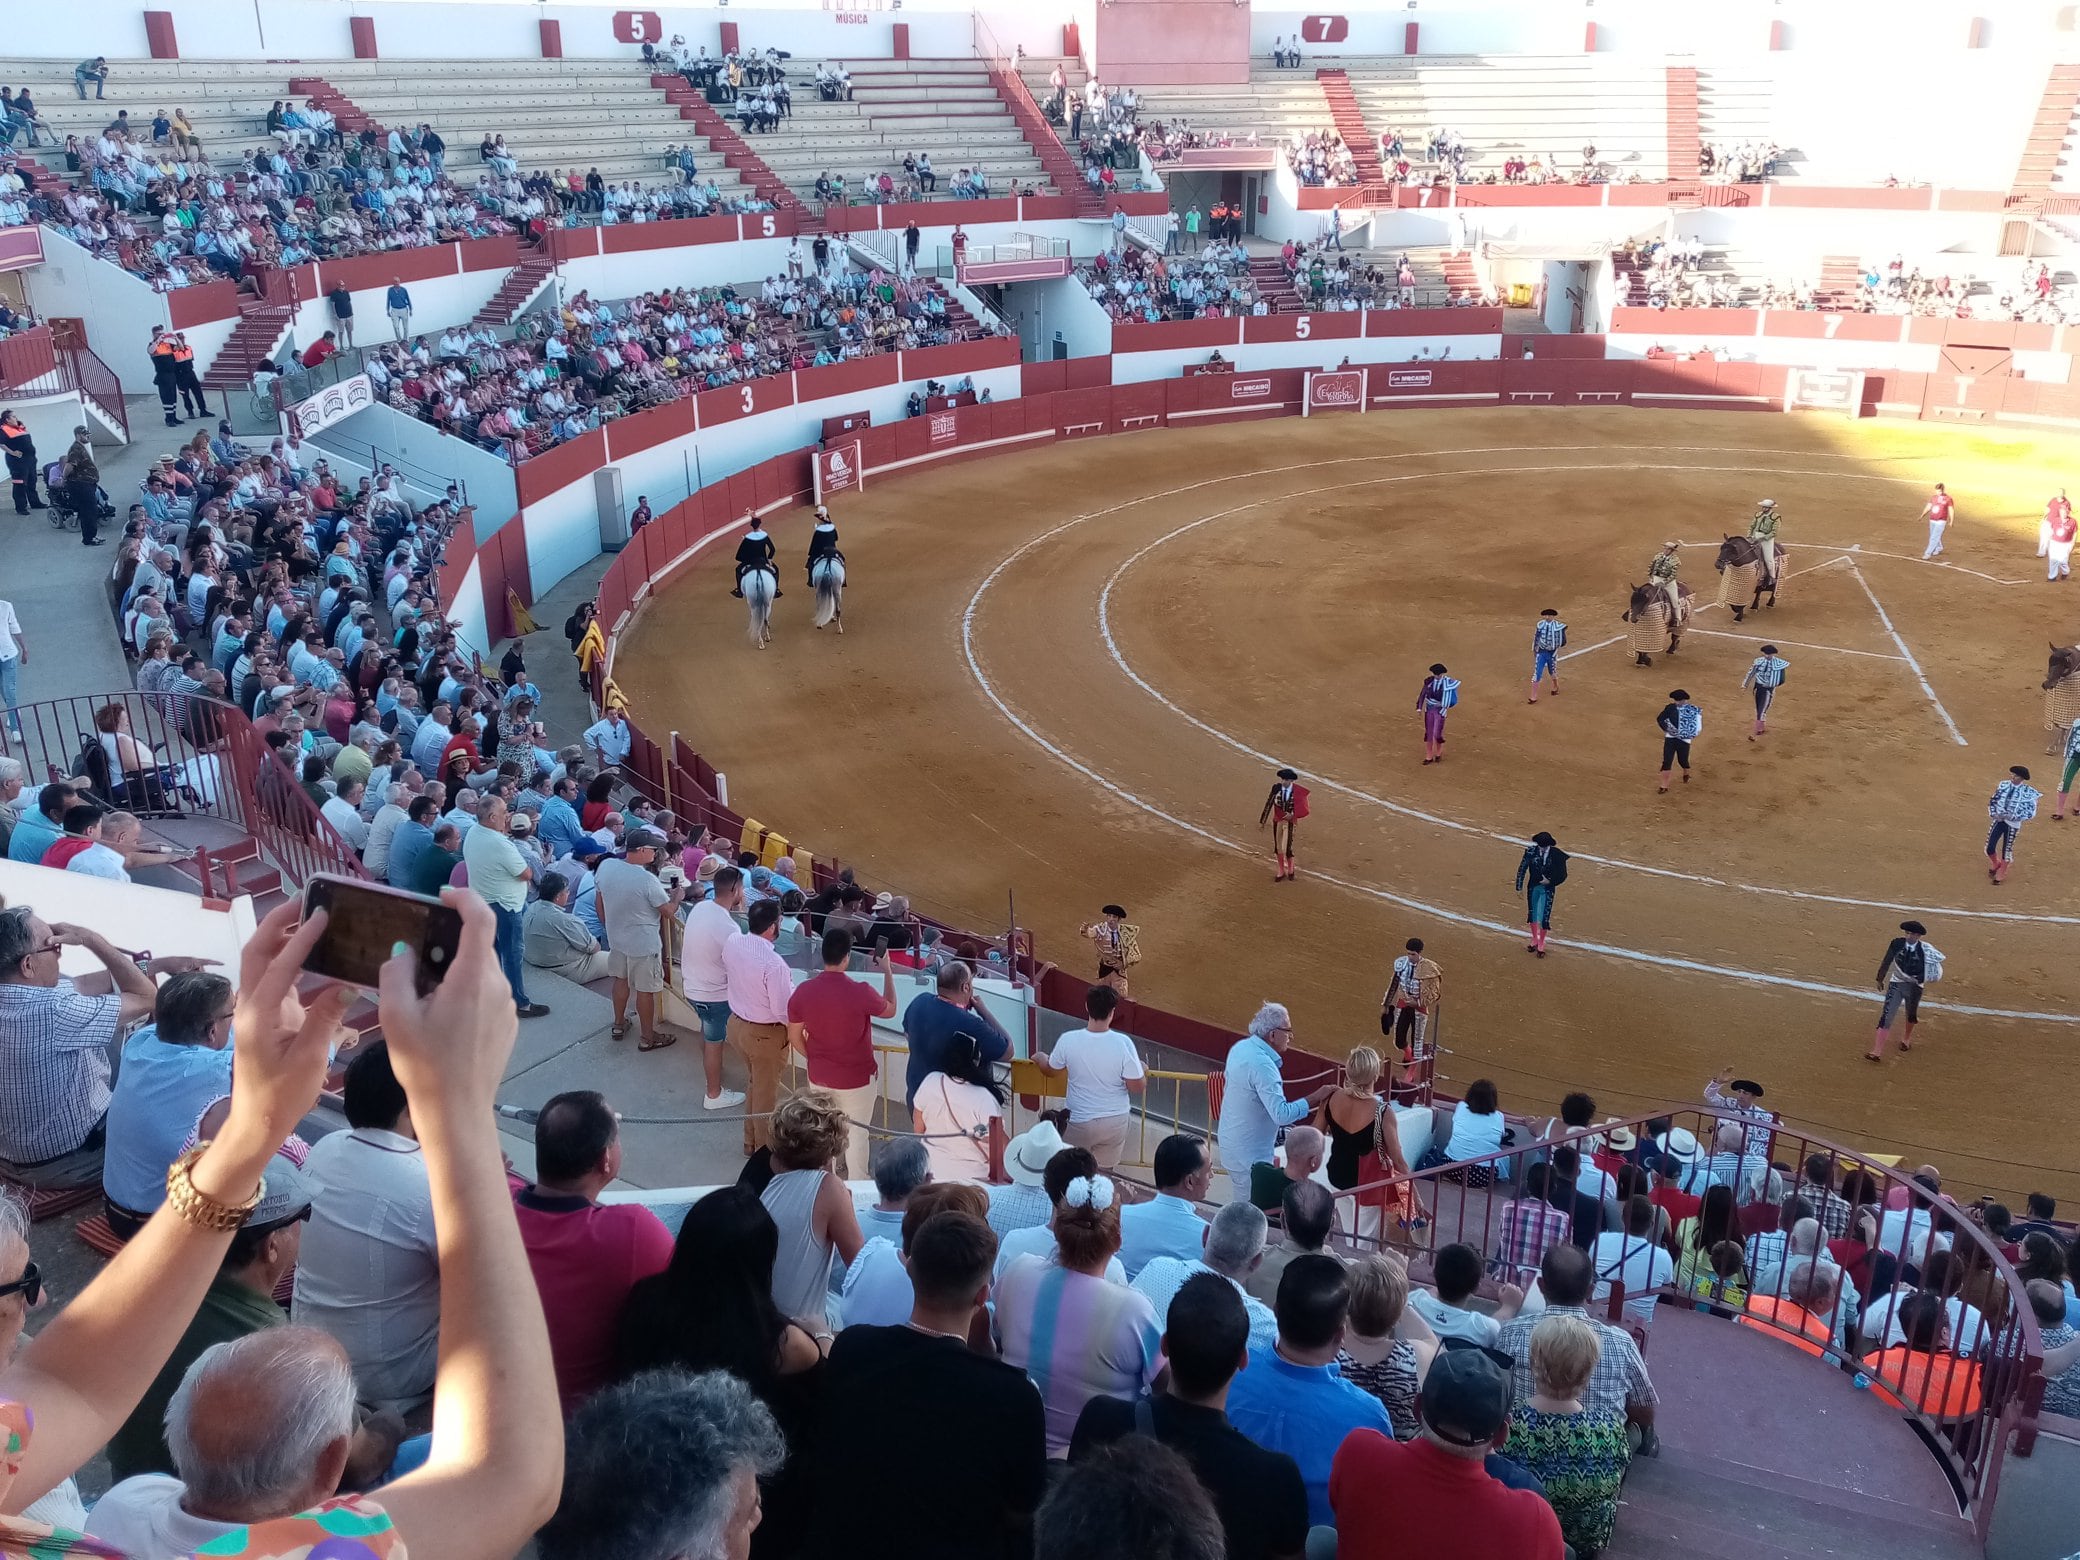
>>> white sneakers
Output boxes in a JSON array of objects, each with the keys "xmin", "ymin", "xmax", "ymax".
[{"xmin": 703, "ymin": 1088, "xmax": 746, "ymax": 1110}]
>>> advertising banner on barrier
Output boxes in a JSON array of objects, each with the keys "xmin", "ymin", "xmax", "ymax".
[
  {"xmin": 1231, "ymin": 376, "xmax": 1274, "ymax": 400},
  {"xmin": 283, "ymin": 373, "xmax": 373, "ymax": 438},
  {"xmin": 928, "ymin": 411, "xmax": 959, "ymax": 446},
  {"xmin": 815, "ymin": 438, "xmax": 865, "ymax": 502},
  {"xmin": 1303, "ymin": 370, "xmax": 1367, "ymax": 415}
]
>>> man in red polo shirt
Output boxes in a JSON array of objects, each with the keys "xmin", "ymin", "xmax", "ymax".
[
  {"xmin": 1330, "ymin": 1344, "xmax": 1565, "ymax": 1558},
  {"xmin": 786, "ymin": 926, "xmax": 897, "ymax": 1179},
  {"xmin": 511, "ymin": 1090, "xmax": 673, "ymax": 1413},
  {"xmin": 300, "ymin": 331, "xmax": 339, "ymax": 370}
]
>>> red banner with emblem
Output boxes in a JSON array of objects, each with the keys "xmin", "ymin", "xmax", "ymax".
[
  {"xmin": 816, "ymin": 439, "xmax": 865, "ymax": 502},
  {"xmin": 1304, "ymin": 370, "xmax": 1367, "ymax": 415}
]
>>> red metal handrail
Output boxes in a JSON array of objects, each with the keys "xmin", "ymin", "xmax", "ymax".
[
  {"xmin": 0, "ymin": 326, "xmax": 129, "ymax": 441},
  {"xmin": 0, "ymin": 691, "xmax": 368, "ymax": 897}
]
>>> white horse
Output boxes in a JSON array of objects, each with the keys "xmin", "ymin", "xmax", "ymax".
[
  {"xmin": 811, "ymin": 555, "xmax": 846, "ymax": 631},
  {"xmin": 744, "ymin": 565, "xmax": 777, "ymax": 647}
]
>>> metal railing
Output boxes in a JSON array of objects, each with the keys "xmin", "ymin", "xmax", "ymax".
[
  {"xmin": 0, "ymin": 325, "xmax": 129, "ymax": 441},
  {"xmin": 1325, "ymin": 1101, "xmax": 2041, "ymax": 1539},
  {"xmin": 0, "ymin": 691, "xmax": 367, "ymax": 899}
]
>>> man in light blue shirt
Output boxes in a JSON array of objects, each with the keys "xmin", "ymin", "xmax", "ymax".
[
  {"xmin": 1215, "ymin": 1002, "xmax": 1322, "ymax": 1186},
  {"xmin": 537, "ymin": 776, "xmax": 584, "ymax": 860},
  {"xmin": 6, "ymin": 782, "xmax": 72, "ymax": 864},
  {"xmin": 1225, "ymin": 1253, "xmax": 1391, "ymax": 1527},
  {"xmin": 100, "ymin": 972, "xmax": 236, "ymax": 1232},
  {"xmin": 385, "ymin": 795, "xmax": 439, "ymax": 888},
  {"xmin": 1132, "ymin": 1200, "xmax": 1278, "ymax": 1350},
  {"xmin": 1119, "ymin": 1132, "xmax": 1212, "ymax": 1279}
]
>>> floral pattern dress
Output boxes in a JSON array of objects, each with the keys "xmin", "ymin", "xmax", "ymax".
[{"xmin": 1504, "ymin": 1402, "xmax": 1630, "ymax": 1557}]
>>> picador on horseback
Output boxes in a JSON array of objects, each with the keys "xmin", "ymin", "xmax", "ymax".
[
  {"xmin": 1713, "ymin": 500, "xmax": 1788, "ymax": 622},
  {"xmin": 1647, "ymin": 541, "xmax": 1683, "ymax": 620}
]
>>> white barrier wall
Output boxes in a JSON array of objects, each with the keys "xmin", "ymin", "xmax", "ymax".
[
  {"xmin": 1113, "ymin": 333, "xmax": 1502, "ymax": 385},
  {"xmin": 321, "ymin": 400, "xmax": 522, "ymax": 533},
  {"xmin": 285, "ymin": 267, "xmax": 515, "ymax": 363},
  {"xmin": 21, "ymin": 227, "xmax": 171, "ymax": 369}
]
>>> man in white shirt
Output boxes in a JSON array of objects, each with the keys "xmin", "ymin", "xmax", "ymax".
[
  {"xmin": 87, "ymin": 1325, "xmax": 365, "ymax": 1556},
  {"xmin": 1590, "ymin": 1194, "xmax": 1675, "ymax": 1331},
  {"xmin": 1405, "ymin": 1241, "xmax": 1521, "ymax": 1346},
  {"xmin": 293, "ymin": 1042, "xmax": 441, "ymax": 1413},
  {"xmin": 680, "ymin": 864, "xmax": 747, "ymax": 1111},
  {"xmin": 463, "ymin": 794, "xmax": 547, "ymax": 1017},
  {"xmin": 723, "ymin": 899, "xmax": 795, "ymax": 1157},
  {"xmin": 362, "ymin": 780, "xmax": 412, "ymax": 879},
  {"xmin": 584, "ymin": 706, "xmax": 632, "ymax": 772},
  {"xmin": 320, "ymin": 775, "xmax": 371, "ymax": 853},
  {"xmin": 0, "ymin": 595, "xmax": 25, "ymax": 739},
  {"xmin": 67, "ymin": 811, "xmax": 182, "ymax": 883},
  {"xmin": 1036, "ymin": 984, "xmax": 1144, "ymax": 1170}
]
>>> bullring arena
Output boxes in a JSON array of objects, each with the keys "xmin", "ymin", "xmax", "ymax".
[{"xmin": 616, "ymin": 406, "xmax": 2080, "ymax": 1201}]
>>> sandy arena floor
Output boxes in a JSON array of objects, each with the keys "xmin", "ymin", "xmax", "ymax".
[{"xmin": 614, "ymin": 408, "xmax": 2080, "ymax": 1200}]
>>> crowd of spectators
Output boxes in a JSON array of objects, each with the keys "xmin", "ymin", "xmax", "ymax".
[
  {"xmin": 1699, "ymin": 138, "xmax": 1782, "ymax": 182},
  {"xmin": 1614, "ymin": 239, "xmax": 2070, "ymax": 322},
  {"xmin": 374, "ymin": 267, "xmax": 977, "ymax": 460},
  {"xmin": 1079, "ymin": 241, "xmax": 1267, "ymax": 322},
  {"xmin": 818, "ymin": 155, "xmax": 1010, "ymax": 207},
  {"xmin": 1286, "ymin": 129, "xmax": 1360, "ymax": 187}
]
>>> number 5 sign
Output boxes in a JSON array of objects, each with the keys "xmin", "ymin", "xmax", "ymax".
[{"xmin": 614, "ymin": 11, "xmax": 663, "ymax": 43}]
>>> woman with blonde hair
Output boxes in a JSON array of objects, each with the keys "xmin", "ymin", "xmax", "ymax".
[
  {"xmin": 1507, "ymin": 1313, "xmax": 1630, "ymax": 1557},
  {"xmin": 995, "ymin": 1173, "xmax": 1160, "ymax": 1455},
  {"xmin": 759, "ymin": 1090, "xmax": 865, "ymax": 1325},
  {"xmin": 1337, "ymin": 1250, "xmax": 1439, "ymax": 1437},
  {"xmin": 1316, "ymin": 1045, "xmax": 1420, "ymax": 1240}
]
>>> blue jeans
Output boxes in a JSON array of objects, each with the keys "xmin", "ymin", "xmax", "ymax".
[
  {"xmin": 490, "ymin": 903, "xmax": 531, "ymax": 1007},
  {"xmin": 0, "ymin": 657, "xmax": 18, "ymax": 732},
  {"xmin": 692, "ymin": 998, "xmax": 730, "ymax": 1046}
]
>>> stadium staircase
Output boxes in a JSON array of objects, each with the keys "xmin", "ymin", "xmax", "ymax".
[
  {"xmin": 285, "ymin": 75, "xmax": 384, "ymax": 140},
  {"xmin": 2012, "ymin": 61, "xmax": 2080, "ymax": 195},
  {"xmin": 1816, "ymin": 254, "xmax": 1863, "ymax": 308},
  {"xmin": 651, "ymin": 75, "xmax": 809, "ymax": 219},
  {"xmin": 1249, "ymin": 255, "xmax": 1307, "ymax": 313},
  {"xmin": 1314, "ymin": 69, "xmax": 1384, "ymax": 184},
  {"xmin": 1441, "ymin": 250, "xmax": 1480, "ymax": 298},
  {"xmin": 199, "ymin": 299, "xmax": 297, "ymax": 394},
  {"xmin": 982, "ymin": 62, "xmax": 1103, "ymax": 216},
  {"xmin": 471, "ymin": 254, "xmax": 560, "ymax": 330},
  {"xmin": 1664, "ymin": 66, "xmax": 1701, "ymax": 184}
]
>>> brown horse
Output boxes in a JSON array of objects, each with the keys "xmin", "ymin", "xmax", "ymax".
[
  {"xmin": 1624, "ymin": 581, "xmax": 1693, "ymax": 666},
  {"xmin": 1714, "ymin": 534, "xmax": 1785, "ymax": 622}
]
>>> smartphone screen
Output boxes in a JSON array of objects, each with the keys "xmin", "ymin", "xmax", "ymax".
[{"xmin": 302, "ymin": 875, "xmax": 463, "ymax": 994}]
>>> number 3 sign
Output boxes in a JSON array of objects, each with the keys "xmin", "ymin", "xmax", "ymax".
[{"xmin": 613, "ymin": 12, "xmax": 664, "ymax": 43}]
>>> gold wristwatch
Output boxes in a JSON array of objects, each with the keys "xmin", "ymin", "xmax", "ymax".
[{"xmin": 164, "ymin": 1143, "xmax": 264, "ymax": 1232}]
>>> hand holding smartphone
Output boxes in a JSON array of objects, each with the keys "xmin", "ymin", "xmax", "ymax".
[{"xmin": 302, "ymin": 874, "xmax": 465, "ymax": 995}]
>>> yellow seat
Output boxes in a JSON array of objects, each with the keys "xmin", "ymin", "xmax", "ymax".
[
  {"xmin": 791, "ymin": 849, "xmax": 814, "ymax": 885},
  {"xmin": 737, "ymin": 817, "xmax": 765, "ymax": 860},
  {"xmin": 760, "ymin": 831, "xmax": 790, "ymax": 869}
]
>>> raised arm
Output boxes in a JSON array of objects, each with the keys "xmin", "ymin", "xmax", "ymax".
[
  {"xmin": 2, "ymin": 903, "xmax": 350, "ymax": 1507},
  {"xmin": 373, "ymin": 891, "xmax": 562, "ymax": 1555}
]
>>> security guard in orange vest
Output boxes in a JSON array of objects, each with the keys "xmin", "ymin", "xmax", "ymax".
[
  {"xmin": 147, "ymin": 325, "xmax": 180, "ymax": 427},
  {"xmin": 1210, "ymin": 201, "xmax": 1229, "ymax": 244},
  {"xmin": 169, "ymin": 332, "xmax": 206, "ymax": 419},
  {"xmin": 0, "ymin": 410, "xmax": 40, "ymax": 514}
]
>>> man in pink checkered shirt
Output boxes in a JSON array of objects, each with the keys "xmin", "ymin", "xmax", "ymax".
[{"xmin": 1492, "ymin": 1161, "xmax": 1573, "ymax": 1284}]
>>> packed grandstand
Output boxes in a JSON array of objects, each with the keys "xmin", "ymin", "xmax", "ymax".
[{"xmin": 0, "ymin": 5, "xmax": 2078, "ymax": 1560}]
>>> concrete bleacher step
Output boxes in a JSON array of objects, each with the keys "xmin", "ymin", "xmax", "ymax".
[
  {"xmin": 1604, "ymin": 1304, "xmax": 1977, "ymax": 1560},
  {"xmin": 1609, "ymin": 1447, "xmax": 1978, "ymax": 1560}
]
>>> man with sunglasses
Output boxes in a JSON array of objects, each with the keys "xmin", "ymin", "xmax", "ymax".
[{"xmin": 0, "ymin": 905, "xmax": 211, "ymax": 1187}]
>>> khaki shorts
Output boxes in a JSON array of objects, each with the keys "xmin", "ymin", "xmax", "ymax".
[
  {"xmin": 607, "ymin": 948, "xmax": 664, "ymax": 993},
  {"xmin": 1065, "ymin": 1112, "xmax": 1132, "ymax": 1170}
]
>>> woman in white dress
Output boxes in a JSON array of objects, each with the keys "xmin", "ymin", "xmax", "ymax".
[{"xmin": 912, "ymin": 1032, "xmax": 1005, "ymax": 1184}]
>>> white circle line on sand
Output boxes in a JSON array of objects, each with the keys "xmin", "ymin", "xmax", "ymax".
[
  {"xmin": 955, "ymin": 446, "xmax": 2080, "ymax": 1017},
  {"xmin": 1086, "ymin": 458, "xmax": 2072, "ymax": 924}
]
